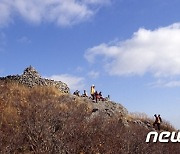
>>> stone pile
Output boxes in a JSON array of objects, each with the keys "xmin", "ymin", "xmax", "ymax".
[{"xmin": 0, "ymin": 66, "xmax": 70, "ymax": 93}]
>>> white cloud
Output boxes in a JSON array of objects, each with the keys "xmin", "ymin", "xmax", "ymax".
[
  {"xmin": 17, "ymin": 36, "xmax": 31, "ymax": 43},
  {"xmin": 0, "ymin": 2, "xmax": 12, "ymax": 26},
  {"xmin": 83, "ymin": 0, "xmax": 110, "ymax": 5},
  {"xmin": 164, "ymin": 81, "xmax": 180, "ymax": 87},
  {"xmin": 85, "ymin": 23, "xmax": 180, "ymax": 77},
  {"xmin": 148, "ymin": 79, "xmax": 180, "ymax": 88},
  {"xmin": 0, "ymin": 0, "xmax": 111, "ymax": 27},
  {"xmin": 47, "ymin": 74, "xmax": 85, "ymax": 91},
  {"xmin": 88, "ymin": 70, "xmax": 99, "ymax": 79}
]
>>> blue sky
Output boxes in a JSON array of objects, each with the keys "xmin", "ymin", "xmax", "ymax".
[{"xmin": 0, "ymin": 0, "xmax": 180, "ymax": 129}]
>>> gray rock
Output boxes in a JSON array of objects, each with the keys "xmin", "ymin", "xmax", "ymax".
[{"xmin": 0, "ymin": 66, "xmax": 70, "ymax": 93}]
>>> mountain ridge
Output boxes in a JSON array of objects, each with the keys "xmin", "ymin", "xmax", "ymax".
[{"xmin": 0, "ymin": 67, "xmax": 179, "ymax": 153}]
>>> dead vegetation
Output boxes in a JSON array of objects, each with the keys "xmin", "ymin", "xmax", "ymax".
[
  {"xmin": 0, "ymin": 80, "xmax": 179, "ymax": 154},
  {"xmin": 129, "ymin": 112, "xmax": 176, "ymax": 132}
]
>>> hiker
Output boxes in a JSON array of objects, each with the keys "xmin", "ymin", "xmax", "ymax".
[
  {"xmin": 104, "ymin": 95, "xmax": 110, "ymax": 101},
  {"xmin": 94, "ymin": 91, "xmax": 99, "ymax": 103},
  {"xmin": 82, "ymin": 90, "xmax": 88, "ymax": 97},
  {"xmin": 73, "ymin": 90, "xmax": 80, "ymax": 97},
  {"xmin": 98, "ymin": 91, "xmax": 104, "ymax": 101},
  {"xmin": 158, "ymin": 114, "xmax": 162, "ymax": 130},
  {"xmin": 153, "ymin": 114, "xmax": 162, "ymax": 131},
  {"xmin": 107, "ymin": 95, "xmax": 110, "ymax": 101},
  {"xmin": 90, "ymin": 85, "xmax": 95, "ymax": 100}
]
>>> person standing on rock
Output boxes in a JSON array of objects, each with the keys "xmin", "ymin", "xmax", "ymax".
[
  {"xmin": 157, "ymin": 114, "xmax": 162, "ymax": 131},
  {"xmin": 82, "ymin": 90, "xmax": 88, "ymax": 97},
  {"xmin": 95, "ymin": 91, "xmax": 99, "ymax": 103},
  {"xmin": 90, "ymin": 85, "xmax": 95, "ymax": 100},
  {"xmin": 153, "ymin": 114, "xmax": 162, "ymax": 131}
]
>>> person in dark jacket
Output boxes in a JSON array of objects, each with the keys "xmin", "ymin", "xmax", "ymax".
[
  {"xmin": 99, "ymin": 91, "xmax": 104, "ymax": 101},
  {"xmin": 153, "ymin": 114, "xmax": 162, "ymax": 131},
  {"xmin": 82, "ymin": 90, "xmax": 88, "ymax": 97}
]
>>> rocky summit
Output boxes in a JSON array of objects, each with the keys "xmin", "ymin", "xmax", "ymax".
[{"xmin": 0, "ymin": 66, "xmax": 70, "ymax": 93}]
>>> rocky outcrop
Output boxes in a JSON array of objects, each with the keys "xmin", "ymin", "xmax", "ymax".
[
  {"xmin": 76, "ymin": 96, "xmax": 129, "ymax": 126},
  {"xmin": 90, "ymin": 100, "xmax": 128, "ymax": 118},
  {"xmin": 0, "ymin": 66, "xmax": 70, "ymax": 93}
]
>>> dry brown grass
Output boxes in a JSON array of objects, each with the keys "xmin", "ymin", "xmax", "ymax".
[
  {"xmin": 129, "ymin": 112, "xmax": 176, "ymax": 132},
  {"xmin": 0, "ymin": 80, "xmax": 179, "ymax": 154}
]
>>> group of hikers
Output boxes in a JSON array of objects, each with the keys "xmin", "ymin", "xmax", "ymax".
[
  {"xmin": 73, "ymin": 90, "xmax": 88, "ymax": 97},
  {"xmin": 153, "ymin": 114, "xmax": 162, "ymax": 131},
  {"xmin": 74, "ymin": 85, "xmax": 163, "ymax": 131},
  {"xmin": 90, "ymin": 85, "xmax": 110, "ymax": 102},
  {"xmin": 73, "ymin": 84, "xmax": 110, "ymax": 103}
]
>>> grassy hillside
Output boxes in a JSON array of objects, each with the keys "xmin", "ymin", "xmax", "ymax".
[{"xmin": 0, "ymin": 80, "xmax": 179, "ymax": 154}]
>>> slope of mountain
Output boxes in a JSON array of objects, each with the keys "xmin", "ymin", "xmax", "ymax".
[{"xmin": 0, "ymin": 67, "xmax": 179, "ymax": 154}]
